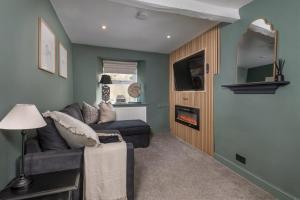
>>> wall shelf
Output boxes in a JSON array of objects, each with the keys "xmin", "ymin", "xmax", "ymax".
[{"xmin": 222, "ymin": 81, "xmax": 290, "ymax": 94}]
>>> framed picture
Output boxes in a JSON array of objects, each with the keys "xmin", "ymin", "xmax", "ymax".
[
  {"xmin": 38, "ymin": 17, "xmax": 56, "ymax": 73},
  {"xmin": 58, "ymin": 42, "xmax": 68, "ymax": 78}
]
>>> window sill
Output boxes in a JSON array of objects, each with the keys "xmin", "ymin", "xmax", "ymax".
[{"xmin": 113, "ymin": 102, "xmax": 148, "ymax": 107}]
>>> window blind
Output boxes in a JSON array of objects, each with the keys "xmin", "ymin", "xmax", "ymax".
[{"xmin": 103, "ymin": 60, "xmax": 138, "ymax": 74}]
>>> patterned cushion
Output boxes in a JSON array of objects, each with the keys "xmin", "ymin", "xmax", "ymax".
[{"xmin": 82, "ymin": 102, "xmax": 99, "ymax": 124}]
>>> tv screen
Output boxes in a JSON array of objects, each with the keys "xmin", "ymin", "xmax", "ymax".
[{"xmin": 173, "ymin": 51, "xmax": 205, "ymax": 91}]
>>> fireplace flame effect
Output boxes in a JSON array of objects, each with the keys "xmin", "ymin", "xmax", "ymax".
[{"xmin": 177, "ymin": 114, "xmax": 197, "ymax": 126}]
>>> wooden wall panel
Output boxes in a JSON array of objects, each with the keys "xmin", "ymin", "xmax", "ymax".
[{"xmin": 169, "ymin": 26, "xmax": 220, "ymax": 155}]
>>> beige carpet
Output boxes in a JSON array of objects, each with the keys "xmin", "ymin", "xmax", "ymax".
[{"xmin": 134, "ymin": 134, "xmax": 274, "ymax": 200}]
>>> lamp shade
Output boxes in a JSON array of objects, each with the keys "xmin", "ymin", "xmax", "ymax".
[
  {"xmin": 100, "ymin": 74, "xmax": 112, "ymax": 84},
  {"xmin": 0, "ymin": 104, "xmax": 46, "ymax": 130}
]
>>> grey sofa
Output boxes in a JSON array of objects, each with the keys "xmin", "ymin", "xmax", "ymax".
[
  {"xmin": 22, "ymin": 103, "xmax": 152, "ymax": 200},
  {"xmin": 23, "ymin": 102, "xmax": 147, "ymax": 200},
  {"xmin": 24, "ymin": 132, "xmax": 134, "ymax": 200}
]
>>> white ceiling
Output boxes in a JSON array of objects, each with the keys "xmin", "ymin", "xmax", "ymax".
[
  {"xmin": 193, "ymin": 0, "xmax": 252, "ymax": 9},
  {"xmin": 51, "ymin": 0, "xmax": 252, "ymax": 53},
  {"xmin": 107, "ymin": 0, "xmax": 252, "ymax": 22}
]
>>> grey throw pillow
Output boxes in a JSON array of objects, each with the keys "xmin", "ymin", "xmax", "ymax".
[
  {"xmin": 98, "ymin": 102, "xmax": 116, "ymax": 123},
  {"xmin": 82, "ymin": 102, "xmax": 99, "ymax": 124},
  {"xmin": 37, "ymin": 117, "xmax": 69, "ymax": 151}
]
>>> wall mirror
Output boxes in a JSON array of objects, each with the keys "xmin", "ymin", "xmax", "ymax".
[{"xmin": 237, "ymin": 19, "xmax": 277, "ymax": 83}]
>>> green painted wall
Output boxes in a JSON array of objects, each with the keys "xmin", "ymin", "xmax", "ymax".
[
  {"xmin": 73, "ymin": 44, "xmax": 169, "ymax": 133},
  {"xmin": 215, "ymin": 0, "xmax": 300, "ymax": 199},
  {"xmin": 0, "ymin": 0, "xmax": 73, "ymax": 189}
]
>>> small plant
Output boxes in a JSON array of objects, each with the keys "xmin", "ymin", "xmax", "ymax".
[{"xmin": 274, "ymin": 58, "xmax": 286, "ymax": 81}]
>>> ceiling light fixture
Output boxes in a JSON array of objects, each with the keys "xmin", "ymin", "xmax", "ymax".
[
  {"xmin": 101, "ymin": 25, "xmax": 107, "ymax": 30},
  {"xmin": 166, "ymin": 35, "xmax": 171, "ymax": 39},
  {"xmin": 136, "ymin": 10, "xmax": 148, "ymax": 20}
]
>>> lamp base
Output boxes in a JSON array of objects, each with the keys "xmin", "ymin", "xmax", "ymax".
[
  {"xmin": 11, "ymin": 175, "xmax": 31, "ymax": 190},
  {"xmin": 102, "ymin": 85, "xmax": 111, "ymax": 102}
]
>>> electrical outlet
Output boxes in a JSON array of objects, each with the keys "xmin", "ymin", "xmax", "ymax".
[{"xmin": 236, "ymin": 154, "xmax": 246, "ymax": 164}]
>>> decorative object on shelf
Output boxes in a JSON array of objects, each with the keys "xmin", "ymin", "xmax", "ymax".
[
  {"xmin": 275, "ymin": 58, "xmax": 285, "ymax": 81},
  {"xmin": 128, "ymin": 82, "xmax": 141, "ymax": 98},
  {"xmin": 265, "ymin": 76, "xmax": 274, "ymax": 82},
  {"xmin": 58, "ymin": 42, "xmax": 68, "ymax": 78},
  {"xmin": 116, "ymin": 95, "xmax": 126, "ymax": 103},
  {"xmin": 38, "ymin": 17, "xmax": 56, "ymax": 74},
  {"xmin": 99, "ymin": 74, "xmax": 112, "ymax": 103},
  {"xmin": 0, "ymin": 104, "xmax": 46, "ymax": 190}
]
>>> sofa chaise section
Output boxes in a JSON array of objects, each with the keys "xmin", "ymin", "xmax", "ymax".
[
  {"xmin": 90, "ymin": 119, "xmax": 150, "ymax": 148},
  {"xmin": 65, "ymin": 103, "xmax": 151, "ymax": 148}
]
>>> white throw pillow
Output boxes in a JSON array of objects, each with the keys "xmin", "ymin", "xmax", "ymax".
[
  {"xmin": 98, "ymin": 102, "xmax": 116, "ymax": 123},
  {"xmin": 43, "ymin": 111, "xmax": 100, "ymax": 148},
  {"xmin": 82, "ymin": 102, "xmax": 99, "ymax": 124}
]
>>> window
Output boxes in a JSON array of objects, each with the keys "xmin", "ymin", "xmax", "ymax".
[{"xmin": 102, "ymin": 60, "xmax": 138, "ymax": 103}]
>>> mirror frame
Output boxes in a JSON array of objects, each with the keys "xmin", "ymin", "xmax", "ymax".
[{"xmin": 236, "ymin": 18, "xmax": 278, "ymax": 83}]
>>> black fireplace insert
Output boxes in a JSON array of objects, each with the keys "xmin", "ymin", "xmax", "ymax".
[{"xmin": 175, "ymin": 105, "xmax": 200, "ymax": 130}]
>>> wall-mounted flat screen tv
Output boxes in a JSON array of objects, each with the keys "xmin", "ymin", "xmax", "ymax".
[{"xmin": 173, "ymin": 50, "xmax": 205, "ymax": 91}]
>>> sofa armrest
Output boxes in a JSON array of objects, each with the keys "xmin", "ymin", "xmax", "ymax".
[
  {"xmin": 24, "ymin": 140, "xmax": 134, "ymax": 200},
  {"xmin": 24, "ymin": 149, "xmax": 83, "ymax": 176},
  {"xmin": 25, "ymin": 138, "xmax": 42, "ymax": 154}
]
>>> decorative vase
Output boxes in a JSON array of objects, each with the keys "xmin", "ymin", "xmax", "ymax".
[{"xmin": 275, "ymin": 74, "xmax": 285, "ymax": 82}]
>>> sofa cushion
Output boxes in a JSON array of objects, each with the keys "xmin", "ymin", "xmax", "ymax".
[
  {"xmin": 82, "ymin": 102, "xmax": 99, "ymax": 124},
  {"xmin": 61, "ymin": 103, "xmax": 84, "ymax": 122},
  {"xmin": 98, "ymin": 102, "xmax": 116, "ymax": 123},
  {"xmin": 90, "ymin": 120, "xmax": 150, "ymax": 137},
  {"xmin": 37, "ymin": 117, "xmax": 70, "ymax": 151},
  {"xmin": 44, "ymin": 111, "xmax": 100, "ymax": 148}
]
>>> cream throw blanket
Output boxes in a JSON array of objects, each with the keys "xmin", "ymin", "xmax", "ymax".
[{"xmin": 84, "ymin": 132, "xmax": 127, "ymax": 200}]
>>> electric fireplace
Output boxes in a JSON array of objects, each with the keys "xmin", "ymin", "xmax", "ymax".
[{"xmin": 175, "ymin": 105, "xmax": 200, "ymax": 130}]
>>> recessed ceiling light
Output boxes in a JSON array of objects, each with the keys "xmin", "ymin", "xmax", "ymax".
[
  {"xmin": 101, "ymin": 25, "xmax": 107, "ymax": 30},
  {"xmin": 166, "ymin": 35, "xmax": 171, "ymax": 39},
  {"xmin": 136, "ymin": 11, "xmax": 148, "ymax": 20}
]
